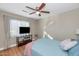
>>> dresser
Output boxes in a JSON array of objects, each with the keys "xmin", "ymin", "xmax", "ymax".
[{"xmin": 16, "ymin": 35, "xmax": 32, "ymax": 47}]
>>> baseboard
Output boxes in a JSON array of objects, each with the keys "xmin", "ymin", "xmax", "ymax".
[
  {"xmin": 0, "ymin": 48, "xmax": 5, "ymax": 51},
  {"xmin": 0, "ymin": 44, "xmax": 17, "ymax": 51},
  {"xmin": 9, "ymin": 44, "xmax": 17, "ymax": 48}
]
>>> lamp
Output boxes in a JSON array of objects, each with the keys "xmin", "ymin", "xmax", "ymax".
[{"xmin": 36, "ymin": 11, "xmax": 40, "ymax": 15}]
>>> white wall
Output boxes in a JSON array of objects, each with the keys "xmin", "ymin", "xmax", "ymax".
[
  {"xmin": 38, "ymin": 8, "xmax": 79, "ymax": 41},
  {"xmin": 0, "ymin": 13, "xmax": 7, "ymax": 49}
]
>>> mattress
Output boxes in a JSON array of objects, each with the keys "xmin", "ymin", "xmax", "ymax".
[{"xmin": 32, "ymin": 37, "xmax": 67, "ymax": 56}]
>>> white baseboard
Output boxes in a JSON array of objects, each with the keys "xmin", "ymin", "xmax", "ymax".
[
  {"xmin": 9, "ymin": 44, "xmax": 17, "ymax": 48},
  {"xmin": 0, "ymin": 44, "xmax": 17, "ymax": 51},
  {"xmin": 0, "ymin": 48, "xmax": 5, "ymax": 51}
]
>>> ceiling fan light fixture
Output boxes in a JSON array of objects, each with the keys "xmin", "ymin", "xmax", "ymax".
[{"xmin": 36, "ymin": 11, "xmax": 40, "ymax": 15}]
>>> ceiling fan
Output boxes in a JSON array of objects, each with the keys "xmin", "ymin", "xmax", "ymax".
[{"xmin": 22, "ymin": 3, "xmax": 50, "ymax": 16}]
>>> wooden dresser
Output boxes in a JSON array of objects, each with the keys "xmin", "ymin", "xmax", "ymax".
[{"xmin": 16, "ymin": 35, "xmax": 32, "ymax": 47}]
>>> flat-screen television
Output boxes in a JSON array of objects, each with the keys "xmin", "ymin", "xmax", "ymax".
[{"xmin": 19, "ymin": 27, "xmax": 30, "ymax": 34}]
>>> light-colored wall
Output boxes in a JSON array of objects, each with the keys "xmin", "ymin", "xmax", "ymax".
[
  {"xmin": 0, "ymin": 10, "xmax": 38, "ymax": 49},
  {"xmin": 38, "ymin": 8, "xmax": 79, "ymax": 41},
  {"xmin": 0, "ymin": 13, "xmax": 7, "ymax": 49}
]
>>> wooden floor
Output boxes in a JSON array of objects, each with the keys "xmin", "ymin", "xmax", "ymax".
[{"xmin": 0, "ymin": 45, "xmax": 25, "ymax": 56}]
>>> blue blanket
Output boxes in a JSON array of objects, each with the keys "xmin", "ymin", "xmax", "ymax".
[
  {"xmin": 32, "ymin": 37, "xmax": 67, "ymax": 56},
  {"xmin": 68, "ymin": 41, "xmax": 79, "ymax": 56}
]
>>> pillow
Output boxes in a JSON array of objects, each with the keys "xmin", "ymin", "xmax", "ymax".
[{"xmin": 60, "ymin": 39, "xmax": 78, "ymax": 50}]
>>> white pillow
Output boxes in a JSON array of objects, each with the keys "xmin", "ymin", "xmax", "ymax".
[{"xmin": 60, "ymin": 39, "xmax": 78, "ymax": 50}]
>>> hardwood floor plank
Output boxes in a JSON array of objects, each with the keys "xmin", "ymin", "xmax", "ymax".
[{"xmin": 0, "ymin": 45, "xmax": 25, "ymax": 56}]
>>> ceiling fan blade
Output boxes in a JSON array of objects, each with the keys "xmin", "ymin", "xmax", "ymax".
[
  {"xmin": 22, "ymin": 10, "xmax": 28, "ymax": 13},
  {"xmin": 41, "ymin": 11, "xmax": 50, "ymax": 13},
  {"xmin": 25, "ymin": 6, "xmax": 36, "ymax": 10},
  {"xmin": 38, "ymin": 3, "xmax": 46, "ymax": 10},
  {"xmin": 29, "ymin": 12, "xmax": 36, "ymax": 15}
]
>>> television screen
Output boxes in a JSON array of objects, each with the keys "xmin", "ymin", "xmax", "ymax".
[{"xmin": 19, "ymin": 27, "xmax": 30, "ymax": 34}]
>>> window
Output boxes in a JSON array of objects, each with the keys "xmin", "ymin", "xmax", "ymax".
[{"xmin": 10, "ymin": 19, "xmax": 30, "ymax": 37}]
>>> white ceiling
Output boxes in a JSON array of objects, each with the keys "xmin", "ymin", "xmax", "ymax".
[{"xmin": 0, "ymin": 3, "xmax": 79, "ymax": 19}]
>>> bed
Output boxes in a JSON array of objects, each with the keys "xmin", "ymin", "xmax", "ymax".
[
  {"xmin": 24, "ymin": 37, "xmax": 68, "ymax": 56},
  {"xmin": 32, "ymin": 37, "xmax": 68, "ymax": 56},
  {"xmin": 24, "ymin": 36, "xmax": 79, "ymax": 56}
]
